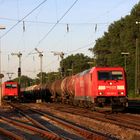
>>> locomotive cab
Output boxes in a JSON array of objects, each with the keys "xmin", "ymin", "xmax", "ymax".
[
  {"xmin": 2, "ymin": 81, "xmax": 19, "ymax": 101},
  {"xmin": 92, "ymin": 67, "xmax": 127, "ymax": 110}
]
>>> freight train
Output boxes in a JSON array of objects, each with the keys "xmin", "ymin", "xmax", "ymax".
[
  {"xmin": 21, "ymin": 67, "xmax": 128, "ymax": 111},
  {"xmin": 2, "ymin": 81, "xmax": 19, "ymax": 101}
]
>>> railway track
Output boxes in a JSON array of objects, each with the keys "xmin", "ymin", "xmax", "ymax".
[
  {"xmin": 0, "ymin": 115, "xmax": 61, "ymax": 140},
  {"xmin": 0, "ymin": 126, "xmax": 22, "ymax": 140},
  {"xmin": 40, "ymin": 103, "xmax": 140, "ymax": 131},
  {"xmin": 30, "ymin": 102, "xmax": 140, "ymax": 140},
  {"xmin": 8, "ymin": 102, "xmax": 113, "ymax": 140},
  {"xmin": 2, "ymin": 102, "xmax": 140, "ymax": 140},
  {"xmin": 0, "ymin": 110, "xmax": 62, "ymax": 139},
  {"xmin": 0, "ymin": 102, "xmax": 62, "ymax": 140},
  {"xmin": 32, "ymin": 102, "xmax": 140, "ymax": 130}
]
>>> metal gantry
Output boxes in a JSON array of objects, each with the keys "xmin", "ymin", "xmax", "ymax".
[
  {"xmin": 35, "ymin": 48, "xmax": 43, "ymax": 84},
  {"xmin": 51, "ymin": 51, "xmax": 65, "ymax": 77},
  {"xmin": 51, "ymin": 51, "xmax": 64, "ymax": 60}
]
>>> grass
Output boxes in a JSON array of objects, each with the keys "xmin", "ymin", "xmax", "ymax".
[{"xmin": 128, "ymin": 91, "xmax": 140, "ymax": 98}]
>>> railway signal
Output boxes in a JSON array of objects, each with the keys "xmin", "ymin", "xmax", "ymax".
[
  {"xmin": 6, "ymin": 72, "xmax": 14, "ymax": 80},
  {"xmin": 51, "ymin": 51, "xmax": 64, "ymax": 60},
  {"xmin": 11, "ymin": 52, "xmax": 22, "ymax": 84}
]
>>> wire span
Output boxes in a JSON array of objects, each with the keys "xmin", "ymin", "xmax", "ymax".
[{"xmin": 0, "ymin": 0, "xmax": 48, "ymax": 39}]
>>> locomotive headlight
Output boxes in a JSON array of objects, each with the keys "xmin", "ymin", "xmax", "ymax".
[
  {"xmin": 99, "ymin": 92, "xmax": 104, "ymax": 95},
  {"xmin": 120, "ymin": 92, "xmax": 124, "ymax": 95},
  {"xmin": 118, "ymin": 91, "xmax": 124, "ymax": 95},
  {"xmin": 117, "ymin": 85, "xmax": 124, "ymax": 90},
  {"xmin": 98, "ymin": 86, "xmax": 105, "ymax": 90}
]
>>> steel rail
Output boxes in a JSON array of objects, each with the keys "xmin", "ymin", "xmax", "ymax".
[
  {"xmin": 0, "ymin": 115, "xmax": 62, "ymax": 140},
  {"xmin": 0, "ymin": 126, "xmax": 23, "ymax": 140},
  {"xmin": 9, "ymin": 103, "xmax": 57, "ymax": 131},
  {"xmin": 9, "ymin": 103, "xmax": 110, "ymax": 140},
  {"xmin": 8, "ymin": 103, "xmax": 72, "ymax": 139},
  {"xmin": 41, "ymin": 103, "xmax": 140, "ymax": 132},
  {"xmin": 28, "ymin": 107, "xmax": 107, "ymax": 140}
]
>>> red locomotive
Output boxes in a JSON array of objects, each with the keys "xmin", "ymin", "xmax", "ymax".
[
  {"xmin": 50, "ymin": 67, "xmax": 128, "ymax": 111},
  {"xmin": 2, "ymin": 81, "xmax": 19, "ymax": 100}
]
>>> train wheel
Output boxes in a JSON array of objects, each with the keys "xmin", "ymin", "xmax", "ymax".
[
  {"xmin": 83, "ymin": 101, "xmax": 89, "ymax": 108},
  {"xmin": 73, "ymin": 100, "xmax": 78, "ymax": 106},
  {"xmin": 79, "ymin": 100, "xmax": 84, "ymax": 107},
  {"xmin": 75, "ymin": 100, "xmax": 80, "ymax": 107},
  {"xmin": 88, "ymin": 102, "xmax": 93, "ymax": 108},
  {"xmin": 112, "ymin": 105, "xmax": 125, "ymax": 112},
  {"xmin": 91, "ymin": 103, "xmax": 95, "ymax": 111}
]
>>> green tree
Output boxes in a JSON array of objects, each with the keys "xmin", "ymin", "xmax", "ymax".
[
  {"xmin": 46, "ymin": 72, "xmax": 61, "ymax": 82},
  {"xmin": 89, "ymin": 2, "xmax": 140, "ymax": 94},
  {"xmin": 37, "ymin": 72, "xmax": 48, "ymax": 84},
  {"xmin": 60, "ymin": 53, "xmax": 93, "ymax": 76},
  {"xmin": 13, "ymin": 75, "xmax": 33, "ymax": 88}
]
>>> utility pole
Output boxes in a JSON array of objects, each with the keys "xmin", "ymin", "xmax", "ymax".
[
  {"xmin": 51, "ymin": 51, "xmax": 65, "ymax": 77},
  {"xmin": 135, "ymin": 21, "xmax": 140, "ymax": 95},
  {"xmin": 0, "ymin": 25, "xmax": 6, "ymax": 75},
  {"xmin": 0, "ymin": 25, "xmax": 6, "ymax": 106},
  {"xmin": 11, "ymin": 52, "xmax": 22, "ymax": 84},
  {"xmin": 121, "ymin": 52, "xmax": 130, "ymax": 71},
  {"xmin": 35, "ymin": 48, "xmax": 43, "ymax": 85}
]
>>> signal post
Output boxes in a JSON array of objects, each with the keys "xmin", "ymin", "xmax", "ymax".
[{"xmin": 0, "ymin": 74, "xmax": 4, "ymax": 106}]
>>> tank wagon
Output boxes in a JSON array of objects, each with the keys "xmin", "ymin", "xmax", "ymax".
[
  {"xmin": 2, "ymin": 81, "xmax": 19, "ymax": 101},
  {"xmin": 49, "ymin": 67, "xmax": 128, "ymax": 110},
  {"xmin": 20, "ymin": 84, "xmax": 52, "ymax": 102}
]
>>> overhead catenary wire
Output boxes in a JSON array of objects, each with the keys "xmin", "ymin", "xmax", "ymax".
[
  {"xmin": 0, "ymin": 0, "xmax": 128, "ymax": 26},
  {"xmin": 0, "ymin": 0, "xmax": 136, "ymax": 81},
  {"xmin": 19, "ymin": 0, "xmax": 97, "ymax": 75},
  {"xmin": 43, "ymin": 41, "xmax": 95, "ymax": 70},
  {"xmin": 3, "ymin": 1, "xmax": 124, "ymax": 74},
  {"xmin": 0, "ymin": 0, "xmax": 48, "ymax": 39},
  {"xmin": 35, "ymin": 0, "xmax": 79, "ymax": 48},
  {"xmin": 23, "ymin": 0, "xmax": 79, "ymax": 73},
  {"xmin": 16, "ymin": 0, "xmax": 20, "ymax": 20},
  {"xmin": 0, "ymin": 16, "xmax": 110, "ymax": 25},
  {"xmin": 91, "ymin": 0, "xmax": 130, "ymax": 21},
  {"xmin": 66, "ymin": 42, "xmax": 95, "ymax": 55},
  {"xmin": 27, "ymin": 0, "xmax": 79, "ymax": 58}
]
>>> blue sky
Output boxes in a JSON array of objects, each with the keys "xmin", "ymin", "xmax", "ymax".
[{"xmin": 0, "ymin": 0, "xmax": 139, "ymax": 80}]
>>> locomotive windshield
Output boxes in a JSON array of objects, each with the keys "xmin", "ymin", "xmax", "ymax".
[
  {"xmin": 5, "ymin": 84, "xmax": 17, "ymax": 88},
  {"xmin": 98, "ymin": 71, "xmax": 123, "ymax": 80}
]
